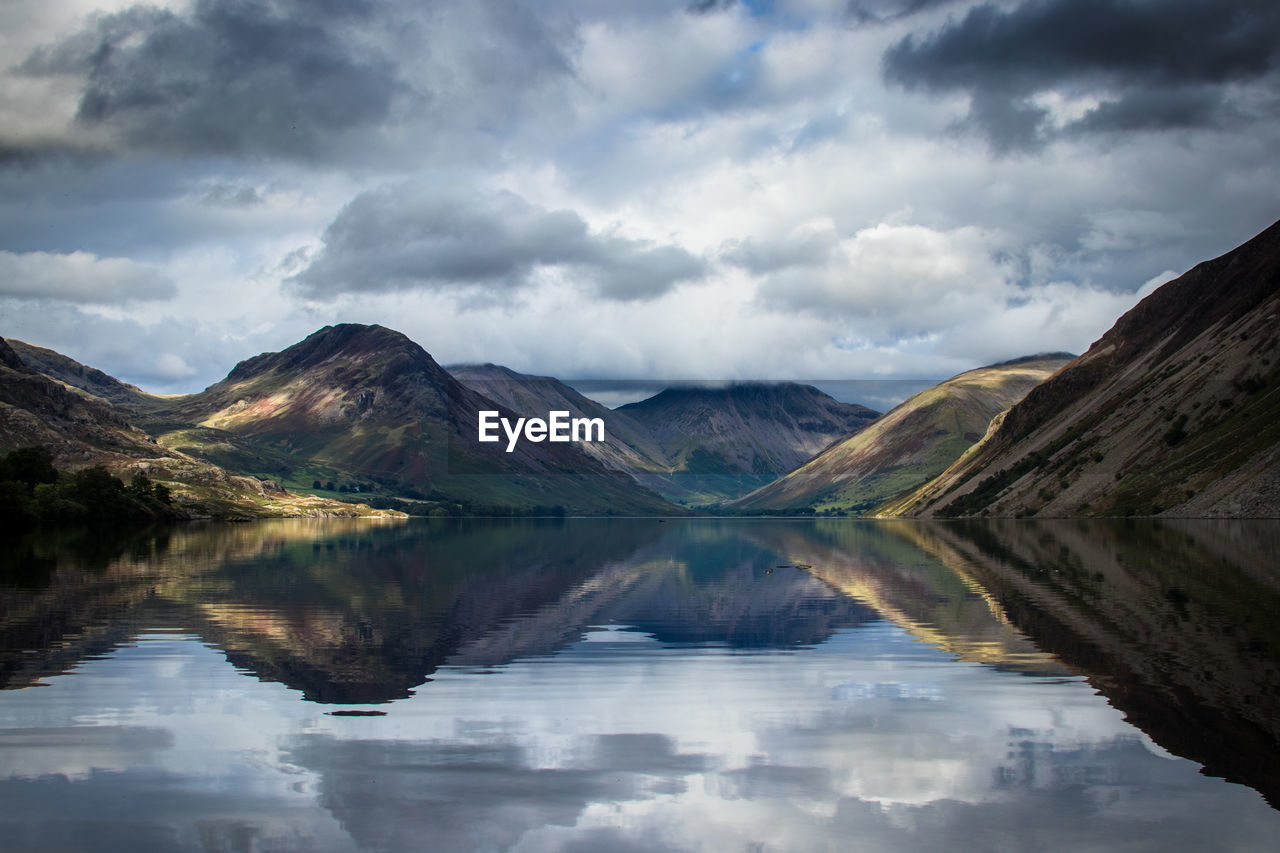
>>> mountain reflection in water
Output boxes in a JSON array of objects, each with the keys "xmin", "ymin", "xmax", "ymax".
[{"xmin": 1, "ymin": 517, "xmax": 1279, "ymax": 852}]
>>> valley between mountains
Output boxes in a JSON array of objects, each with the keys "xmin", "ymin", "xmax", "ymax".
[{"xmin": 2, "ymin": 217, "xmax": 1279, "ymax": 520}]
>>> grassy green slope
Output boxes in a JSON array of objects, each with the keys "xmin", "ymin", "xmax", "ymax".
[{"xmin": 730, "ymin": 356, "xmax": 1072, "ymax": 514}]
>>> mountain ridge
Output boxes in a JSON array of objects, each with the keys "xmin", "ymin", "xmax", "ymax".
[
  {"xmin": 0, "ymin": 336, "xmax": 395, "ymax": 519},
  {"xmin": 139, "ymin": 324, "xmax": 681, "ymax": 516},
  {"xmin": 730, "ymin": 354, "xmax": 1073, "ymax": 514},
  {"xmin": 886, "ymin": 217, "xmax": 1280, "ymax": 518},
  {"xmin": 613, "ymin": 381, "xmax": 881, "ymax": 504}
]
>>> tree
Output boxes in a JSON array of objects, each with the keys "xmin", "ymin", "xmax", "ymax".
[
  {"xmin": 4, "ymin": 446, "xmax": 58, "ymax": 494},
  {"xmin": 128, "ymin": 472, "xmax": 154, "ymax": 497}
]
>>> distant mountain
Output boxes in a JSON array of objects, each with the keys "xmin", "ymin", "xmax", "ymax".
[
  {"xmin": 0, "ymin": 338, "xmax": 388, "ymax": 519},
  {"xmin": 731, "ymin": 355, "xmax": 1072, "ymax": 514},
  {"xmin": 615, "ymin": 383, "xmax": 880, "ymax": 504},
  {"xmin": 450, "ymin": 363, "xmax": 670, "ymax": 475},
  {"xmin": 143, "ymin": 324, "xmax": 678, "ymax": 515},
  {"xmin": 887, "ymin": 218, "xmax": 1280, "ymax": 518}
]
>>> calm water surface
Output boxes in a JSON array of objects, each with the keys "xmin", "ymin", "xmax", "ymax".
[{"xmin": 1, "ymin": 517, "xmax": 1279, "ymax": 852}]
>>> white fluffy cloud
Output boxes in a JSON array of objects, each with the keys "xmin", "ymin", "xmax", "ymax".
[{"xmin": 0, "ymin": 250, "xmax": 173, "ymax": 303}]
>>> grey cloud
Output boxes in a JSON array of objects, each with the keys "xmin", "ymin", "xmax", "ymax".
[
  {"xmin": 687, "ymin": 0, "xmax": 738, "ymax": 14},
  {"xmin": 19, "ymin": 0, "xmax": 401, "ymax": 159},
  {"xmin": 200, "ymin": 183, "xmax": 263, "ymax": 208},
  {"xmin": 0, "ymin": 250, "xmax": 174, "ymax": 303},
  {"xmin": 968, "ymin": 89, "xmax": 1050, "ymax": 154},
  {"xmin": 14, "ymin": 0, "xmax": 579, "ymax": 166},
  {"xmin": 283, "ymin": 732, "xmax": 708, "ymax": 853},
  {"xmin": 846, "ymin": 0, "xmax": 964, "ymax": 26},
  {"xmin": 291, "ymin": 185, "xmax": 707, "ymax": 301},
  {"xmin": 883, "ymin": 0, "xmax": 1280, "ymax": 148},
  {"xmin": 720, "ymin": 230, "xmax": 839, "ymax": 274},
  {"xmin": 1071, "ymin": 86, "xmax": 1227, "ymax": 134}
]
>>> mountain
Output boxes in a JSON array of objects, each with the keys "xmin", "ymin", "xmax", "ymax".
[
  {"xmin": 449, "ymin": 363, "xmax": 670, "ymax": 475},
  {"xmin": 615, "ymin": 383, "xmax": 879, "ymax": 504},
  {"xmin": 4, "ymin": 338, "xmax": 157, "ymax": 412},
  {"xmin": 143, "ymin": 324, "xmax": 679, "ymax": 516},
  {"xmin": 730, "ymin": 355, "xmax": 1072, "ymax": 514},
  {"xmin": 0, "ymin": 337, "xmax": 391, "ymax": 519},
  {"xmin": 887, "ymin": 218, "xmax": 1280, "ymax": 518},
  {"xmin": 0, "ymin": 337, "xmax": 157, "ymax": 462}
]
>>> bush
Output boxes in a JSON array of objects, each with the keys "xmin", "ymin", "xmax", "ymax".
[
  {"xmin": 3, "ymin": 446, "xmax": 58, "ymax": 494},
  {"xmin": 0, "ymin": 448, "xmax": 179, "ymax": 528}
]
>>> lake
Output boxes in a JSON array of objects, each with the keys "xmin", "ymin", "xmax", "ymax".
[{"xmin": 2, "ymin": 517, "xmax": 1279, "ymax": 852}]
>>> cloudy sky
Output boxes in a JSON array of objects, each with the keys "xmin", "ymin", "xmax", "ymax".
[{"xmin": 1, "ymin": 0, "xmax": 1278, "ymax": 393}]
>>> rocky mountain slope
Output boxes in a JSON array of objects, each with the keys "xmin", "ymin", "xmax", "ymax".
[
  {"xmin": 616, "ymin": 383, "xmax": 879, "ymax": 503},
  {"xmin": 142, "ymin": 324, "xmax": 678, "ymax": 516},
  {"xmin": 886, "ymin": 218, "xmax": 1280, "ymax": 518},
  {"xmin": 5, "ymin": 338, "xmax": 158, "ymax": 412},
  {"xmin": 730, "ymin": 355, "xmax": 1071, "ymax": 514},
  {"xmin": 0, "ymin": 338, "xmax": 392, "ymax": 519}
]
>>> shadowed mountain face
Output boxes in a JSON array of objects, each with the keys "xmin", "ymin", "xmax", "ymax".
[
  {"xmin": 140, "ymin": 324, "xmax": 679, "ymax": 515},
  {"xmin": 891, "ymin": 218, "xmax": 1280, "ymax": 518},
  {"xmin": 731, "ymin": 355, "xmax": 1072, "ymax": 515},
  {"xmin": 1, "ymin": 326, "xmax": 678, "ymax": 516},
  {"xmin": 0, "ymin": 338, "xmax": 153, "ymax": 463},
  {"xmin": 0, "ymin": 338, "xmax": 373, "ymax": 519},
  {"xmin": 614, "ymin": 383, "xmax": 879, "ymax": 504},
  {"xmin": 4, "ymin": 339, "xmax": 155, "ymax": 412}
]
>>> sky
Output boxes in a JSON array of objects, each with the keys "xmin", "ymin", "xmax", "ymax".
[{"xmin": 1, "ymin": 0, "xmax": 1278, "ymax": 394}]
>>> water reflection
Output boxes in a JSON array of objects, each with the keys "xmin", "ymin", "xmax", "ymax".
[
  {"xmin": 1, "ymin": 517, "xmax": 1279, "ymax": 851},
  {"xmin": 901, "ymin": 518, "xmax": 1280, "ymax": 807}
]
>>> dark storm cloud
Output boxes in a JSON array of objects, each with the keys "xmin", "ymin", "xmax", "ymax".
[
  {"xmin": 687, "ymin": 0, "xmax": 738, "ymax": 14},
  {"xmin": 19, "ymin": 0, "xmax": 401, "ymax": 159},
  {"xmin": 1070, "ymin": 86, "xmax": 1226, "ymax": 133},
  {"xmin": 291, "ymin": 185, "xmax": 707, "ymax": 301},
  {"xmin": 884, "ymin": 0, "xmax": 1280, "ymax": 148}
]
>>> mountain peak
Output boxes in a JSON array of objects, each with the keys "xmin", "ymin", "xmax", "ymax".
[{"xmin": 226, "ymin": 324, "xmax": 433, "ymax": 383}]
